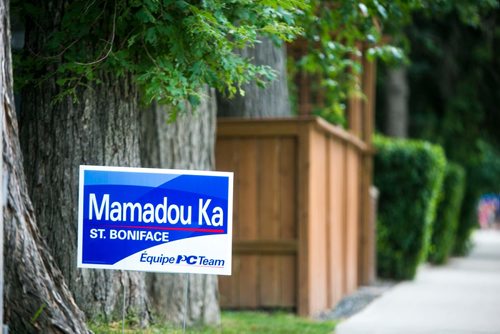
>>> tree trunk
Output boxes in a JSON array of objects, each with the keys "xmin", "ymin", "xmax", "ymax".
[
  {"xmin": 20, "ymin": 73, "xmax": 150, "ymax": 323},
  {"xmin": 1, "ymin": 0, "xmax": 89, "ymax": 331},
  {"xmin": 385, "ymin": 67, "xmax": 409, "ymax": 138},
  {"xmin": 19, "ymin": 5, "xmax": 150, "ymax": 323},
  {"xmin": 139, "ymin": 87, "xmax": 220, "ymax": 326},
  {"xmin": 217, "ymin": 38, "xmax": 292, "ymax": 118}
]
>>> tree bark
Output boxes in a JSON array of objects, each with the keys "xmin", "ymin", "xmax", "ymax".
[
  {"xmin": 1, "ymin": 0, "xmax": 89, "ymax": 331},
  {"xmin": 139, "ymin": 87, "xmax": 220, "ymax": 326},
  {"xmin": 385, "ymin": 67, "xmax": 409, "ymax": 138},
  {"xmin": 20, "ymin": 73, "xmax": 150, "ymax": 323},
  {"xmin": 217, "ymin": 38, "xmax": 292, "ymax": 118},
  {"xmin": 19, "ymin": 3, "xmax": 150, "ymax": 323}
]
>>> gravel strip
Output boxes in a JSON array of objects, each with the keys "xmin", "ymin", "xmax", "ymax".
[{"xmin": 316, "ymin": 280, "xmax": 396, "ymax": 321}]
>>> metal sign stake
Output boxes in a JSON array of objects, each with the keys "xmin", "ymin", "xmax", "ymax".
[
  {"xmin": 122, "ymin": 271, "xmax": 126, "ymax": 334},
  {"xmin": 183, "ymin": 273, "xmax": 189, "ymax": 333}
]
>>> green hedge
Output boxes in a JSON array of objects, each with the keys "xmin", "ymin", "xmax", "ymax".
[
  {"xmin": 454, "ymin": 141, "xmax": 500, "ymax": 255},
  {"xmin": 428, "ymin": 163, "xmax": 466, "ymax": 264},
  {"xmin": 374, "ymin": 136, "xmax": 446, "ymax": 280}
]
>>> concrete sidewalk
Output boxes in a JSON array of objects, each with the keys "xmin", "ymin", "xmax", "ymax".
[{"xmin": 336, "ymin": 230, "xmax": 500, "ymax": 334}]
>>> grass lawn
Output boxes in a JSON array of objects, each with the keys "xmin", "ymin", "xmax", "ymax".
[{"xmin": 90, "ymin": 311, "xmax": 337, "ymax": 333}]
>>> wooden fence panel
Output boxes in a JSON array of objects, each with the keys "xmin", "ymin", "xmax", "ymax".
[
  {"xmin": 216, "ymin": 117, "xmax": 373, "ymax": 316},
  {"xmin": 346, "ymin": 147, "xmax": 361, "ymax": 294}
]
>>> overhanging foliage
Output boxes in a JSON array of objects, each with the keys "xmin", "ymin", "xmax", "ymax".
[{"xmin": 14, "ymin": 0, "xmax": 306, "ymax": 117}]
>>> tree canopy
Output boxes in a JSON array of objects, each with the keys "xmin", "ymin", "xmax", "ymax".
[{"xmin": 15, "ymin": 0, "xmax": 306, "ymax": 115}]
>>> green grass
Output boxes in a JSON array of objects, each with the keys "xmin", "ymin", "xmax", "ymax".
[{"xmin": 89, "ymin": 311, "xmax": 337, "ymax": 334}]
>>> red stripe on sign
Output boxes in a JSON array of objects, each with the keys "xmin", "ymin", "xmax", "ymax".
[{"xmin": 103, "ymin": 225, "xmax": 225, "ymax": 233}]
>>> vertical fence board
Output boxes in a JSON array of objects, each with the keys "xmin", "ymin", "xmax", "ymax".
[
  {"xmin": 297, "ymin": 124, "xmax": 311, "ymax": 316},
  {"xmin": 308, "ymin": 129, "xmax": 328, "ymax": 314},
  {"xmin": 238, "ymin": 255, "xmax": 259, "ymax": 308},
  {"xmin": 328, "ymin": 139, "xmax": 346, "ymax": 307},
  {"xmin": 279, "ymin": 138, "xmax": 298, "ymax": 240},
  {"xmin": 341, "ymin": 143, "xmax": 349, "ymax": 296},
  {"xmin": 236, "ymin": 139, "xmax": 259, "ymax": 241},
  {"xmin": 281, "ymin": 255, "xmax": 297, "ymax": 307},
  {"xmin": 279, "ymin": 138, "xmax": 298, "ymax": 308},
  {"xmin": 346, "ymin": 148, "xmax": 360, "ymax": 294},
  {"xmin": 258, "ymin": 138, "xmax": 281, "ymax": 240},
  {"xmin": 257, "ymin": 139, "xmax": 281, "ymax": 306},
  {"xmin": 259, "ymin": 255, "xmax": 280, "ymax": 306}
]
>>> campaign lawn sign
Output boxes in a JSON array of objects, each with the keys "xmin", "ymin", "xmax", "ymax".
[{"xmin": 77, "ymin": 166, "xmax": 233, "ymax": 275}]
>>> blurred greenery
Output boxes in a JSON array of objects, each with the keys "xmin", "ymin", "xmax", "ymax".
[
  {"xmin": 428, "ymin": 163, "xmax": 466, "ymax": 264},
  {"xmin": 376, "ymin": 1, "xmax": 500, "ymax": 254},
  {"xmin": 374, "ymin": 135, "xmax": 446, "ymax": 280},
  {"xmin": 454, "ymin": 141, "xmax": 500, "ymax": 254}
]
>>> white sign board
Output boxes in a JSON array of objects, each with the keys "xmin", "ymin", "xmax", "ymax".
[{"xmin": 77, "ymin": 166, "xmax": 233, "ymax": 275}]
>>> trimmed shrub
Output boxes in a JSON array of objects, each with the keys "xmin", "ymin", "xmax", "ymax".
[
  {"xmin": 374, "ymin": 136, "xmax": 446, "ymax": 280},
  {"xmin": 428, "ymin": 163, "xmax": 466, "ymax": 264}
]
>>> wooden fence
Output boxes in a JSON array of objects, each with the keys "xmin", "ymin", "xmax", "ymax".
[{"xmin": 216, "ymin": 117, "xmax": 374, "ymax": 316}]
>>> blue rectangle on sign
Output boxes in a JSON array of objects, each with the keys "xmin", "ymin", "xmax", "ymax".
[{"xmin": 77, "ymin": 166, "xmax": 233, "ymax": 275}]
